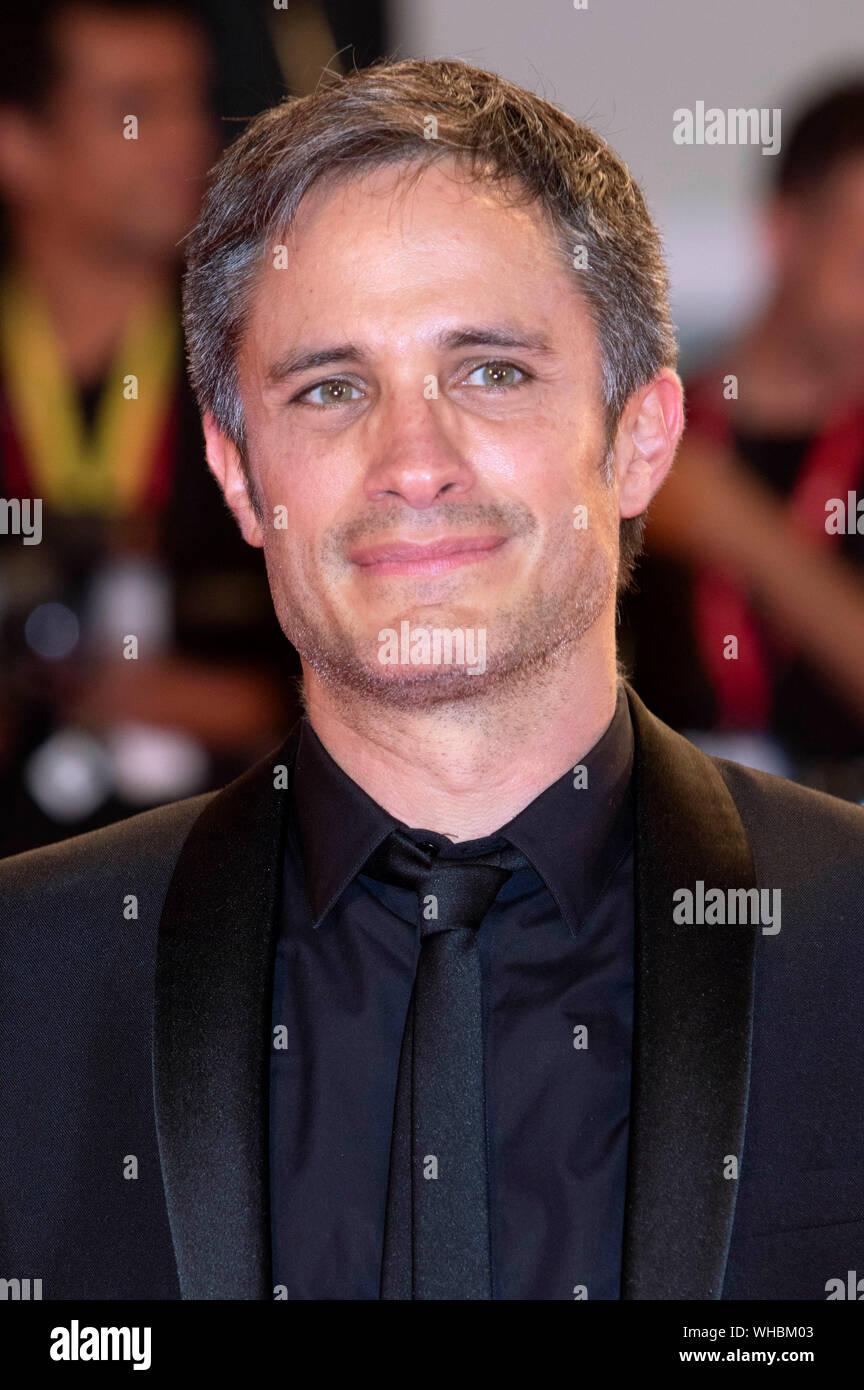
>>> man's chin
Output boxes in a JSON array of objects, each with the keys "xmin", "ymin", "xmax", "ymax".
[
  {"xmin": 317, "ymin": 654, "xmax": 500, "ymax": 709},
  {"xmin": 290, "ymin": 559, "xmax": 614, "ymax": 710},
  {"xmin": 303, "ymin": 628, "xmax": 577, "ymax": 711}
]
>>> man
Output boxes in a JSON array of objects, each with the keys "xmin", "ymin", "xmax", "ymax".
[
  {"xmin": 1, "ymin": 57, "xmax": 863, "ymax": 1302},
  {"xmin": 0, "ymin": 0, "xmax": 298, "ymax": 856},
  {"xmin": 619, "ymin": 81, "xmax": 864, "ymax": 801}
]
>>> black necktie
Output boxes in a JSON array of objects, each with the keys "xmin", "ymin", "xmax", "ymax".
[{"xmin": 365, "ymin": 829, "xmax": 527, "ymax": 1300}]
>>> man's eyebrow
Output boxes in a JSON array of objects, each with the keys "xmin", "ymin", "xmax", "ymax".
[
  {"xmin": 438, "ymin": 325, "xmax": 556, "ymax": 356},
  {"xmin": 264, "ymin": 324, "xmax": 556, "ymax": 386}
]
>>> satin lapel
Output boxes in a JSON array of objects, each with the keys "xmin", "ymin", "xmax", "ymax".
[
  {"xmin": 153, "ymin": 726, "xmax": 300, "ymax": 1299},
  {"xmin": 621, "ymin": 684, "xmax": 758, "ymax": 1299}
]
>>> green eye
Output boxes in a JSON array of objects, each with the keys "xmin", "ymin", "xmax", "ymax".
[
  {"xmin": 299, "ymin": 378, "xmax": 362, "ymax": 406},
  {"xmin": 464, "ymin": 361, "xmax": 528, "ymax": 389}
]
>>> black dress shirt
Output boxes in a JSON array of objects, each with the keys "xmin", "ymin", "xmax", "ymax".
[{"xmin": 270, "ymin": 681, "xmax": 635, "ymax": 1299}]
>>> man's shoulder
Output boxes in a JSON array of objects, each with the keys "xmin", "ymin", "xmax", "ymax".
[
  {"xmin": 628, "ymin": 681, "xmax": 864, "ymax": 856},
  {"xmin": 711, "ymin": 751, "xmax": 864, "ymax": 844},
  {"xmin": 0, "ymin": 790, "xmax": 216, "ymax": 902},
  {"xmin": 706, "ymin": 751, "xmax": 864, "ymax": 900}
]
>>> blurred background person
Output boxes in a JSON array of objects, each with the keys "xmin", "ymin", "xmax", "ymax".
[
  {"xmin": 618, "ymin": 79, "xmax": 864, "ymax": 803},
  {"xmin": 0, "ymin": 0, "xmax": 387, "ymax": 855}
]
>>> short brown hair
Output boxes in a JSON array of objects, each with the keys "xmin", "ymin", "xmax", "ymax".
[{"xmin": 182, "ymin": 57, "xmax": 678, "ymax": 594}]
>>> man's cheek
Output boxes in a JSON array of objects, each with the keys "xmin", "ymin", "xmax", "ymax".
[{"xmin": 263, "ymin": 529, "xmax": 316, "ymax": 597}]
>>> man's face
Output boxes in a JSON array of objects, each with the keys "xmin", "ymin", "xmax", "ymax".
[
  {"xmin": 774, "ymin": 155, "xmax": 864, "ymax": 393},
  {"xmin": 1, "ymin": 4, "xmax": 217, "ymax": 260},
  {"xmin": 228, "ymin": 158, "xmax": 626, "ymax": 707}
]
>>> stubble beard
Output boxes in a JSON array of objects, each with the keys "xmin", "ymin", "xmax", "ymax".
[{"xmin": 265, "ymin": 513, "xmax": 617, "ymax": 714}]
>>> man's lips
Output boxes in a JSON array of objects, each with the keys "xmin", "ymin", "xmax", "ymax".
[{"xmin": 349, "ymin": 534, "xmax": 509, "ymax": 576}]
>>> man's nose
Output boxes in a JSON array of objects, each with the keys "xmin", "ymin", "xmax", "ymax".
[{"xmin": 362, "ymin": 395, "xmax": 477, "ymax": 510}]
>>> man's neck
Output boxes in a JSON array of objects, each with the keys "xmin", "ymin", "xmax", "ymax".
[
  {"xmin": 302, "ymin": 629, "xmax": 621, "ymax": 841},
  {"xmin": 8, "ymin": 219, "xmax": 172, "ymax": 383}
]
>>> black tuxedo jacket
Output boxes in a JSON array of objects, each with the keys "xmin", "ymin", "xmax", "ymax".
[{"xmin": 2, "ymin": 683, "xmax": 863, "ymax": 1300}]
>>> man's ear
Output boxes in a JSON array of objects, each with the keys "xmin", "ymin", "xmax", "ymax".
[
  {"xmin": 202, "ymin": 412, "xmax": 264, "ymax": 548},
  {"xmin": 614, "ymin": 368, "xmax": 684, "ymax": 520}
]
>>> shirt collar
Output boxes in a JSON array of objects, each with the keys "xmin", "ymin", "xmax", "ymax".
[{"xmin": 290, "ymin": 680, "xmax": 634, "ymax": 936}]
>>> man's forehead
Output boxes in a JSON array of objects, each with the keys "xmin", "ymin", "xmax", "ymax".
[
  {"xmin": 241, "ymin": 275, "xmax": 591, "ymax": 383},
  {"xmin": 244, "ymin": 169, "xmax": 578, "ymax": 333},
  {"xmin": 279, "ymin": 154, "xmax": 556, "ymax": 253}
]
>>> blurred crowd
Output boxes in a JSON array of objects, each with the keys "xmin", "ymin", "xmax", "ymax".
[
  {"xmin": 618, "ymin": 79, "xmax": 864, "ymax": 802},
  {"xmin": 0, "ymin": 0, "xmax": 337, "ymax": 855},
  {"xmin": 1, "ymin": 0, "xmax": 863, "ymax": 860}
]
